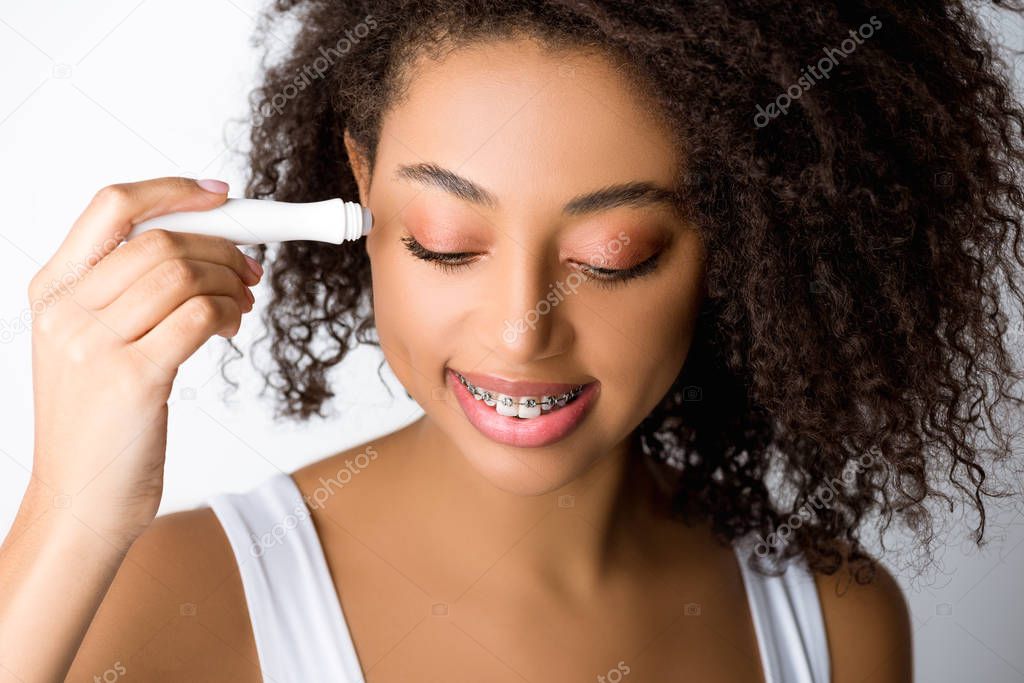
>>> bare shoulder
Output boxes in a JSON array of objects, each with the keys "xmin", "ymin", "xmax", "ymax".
[
  {"xmin": 290, "ymin": 424, "xmax": 407, "ymax": 498},
  {"xmin": 812, "ymin": 550, "xmax": 912, "ymax": 683},
  {"xmin": 66, "ymin": 506, "xmax": 259, "ymax": 681}
]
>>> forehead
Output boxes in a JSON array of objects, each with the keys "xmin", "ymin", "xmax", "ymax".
[{"xmin": 377, "ymin": 38, "xmax": 680, "ymax": 208}]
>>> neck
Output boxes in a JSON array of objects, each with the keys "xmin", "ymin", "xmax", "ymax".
[{"xmin": 399, "ymin": 414, "xmax": 670, "ymax": 602}]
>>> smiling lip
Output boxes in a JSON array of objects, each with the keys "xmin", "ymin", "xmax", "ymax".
[
  {"xmin": 450, "ymin": 368, "xmax": 587, "ymax": 397},
  {"xmin": 446, "ymin": 368, "xmax": 600, "ymax": 448}
]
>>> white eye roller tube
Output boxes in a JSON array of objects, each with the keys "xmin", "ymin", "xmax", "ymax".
[{"xmin": 126, "ymin": 198, "xmax": 372, "ymax": 245}]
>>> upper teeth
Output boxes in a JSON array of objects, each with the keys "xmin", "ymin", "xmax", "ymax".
[{"xmin": 454, "ymin": 371, "xmax": 584, "ymax": 419}]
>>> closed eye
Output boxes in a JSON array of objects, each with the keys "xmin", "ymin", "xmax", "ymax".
[
  {"xmin": 572, "ymin": 252, "xmax": 662, "ymax": 288},
  {"xmin": 400, "ymin": 235, "xmax": 478, "ymax": 272},
  {"xmin": 400, "ymin": 234, "xmax": 663, "ymax": 287}
]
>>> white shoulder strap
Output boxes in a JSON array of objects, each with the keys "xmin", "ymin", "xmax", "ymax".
[
  {"xmin": 733, "ymin": 536, "xmax": 831, "ymax": 683},
  {"xmin": 207, "ymin": 472, "xmax": 366, "ymax": 683}
]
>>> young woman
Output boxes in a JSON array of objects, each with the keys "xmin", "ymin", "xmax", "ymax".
[{"xmin": 4, "ymin": 1, "xmax": 1023, "ymax": 681}]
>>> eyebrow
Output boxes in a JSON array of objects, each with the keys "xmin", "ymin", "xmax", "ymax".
[{"xmin": 394, "ymin": 162, "xmax": 680, "ymax": 216}]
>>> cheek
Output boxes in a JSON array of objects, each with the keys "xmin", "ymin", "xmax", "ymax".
[
  {"xmin": 584, "ymin": 248, "xmax": 704, "ymax": 410},
  {"xmin": 585, "ymin": 300, "xmax": 691, "ymax": 401},
  {"xmin": 368, "ymin": 242, "xmax": 464, "ymax": 366}
]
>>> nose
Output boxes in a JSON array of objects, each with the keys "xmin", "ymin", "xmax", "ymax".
[{"xmin": 474, "ymin": 243, "xmax": 574, "ymax": 365}]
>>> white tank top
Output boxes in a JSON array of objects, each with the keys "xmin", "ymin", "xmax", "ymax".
[{"xmin": 207, "ymin": 471, "xmax": 830, "ymax": 683}]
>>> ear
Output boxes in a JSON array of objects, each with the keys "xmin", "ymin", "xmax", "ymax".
[{"xmin": 343, "ymin": 127, "xmax": 372, "ymax": 205}]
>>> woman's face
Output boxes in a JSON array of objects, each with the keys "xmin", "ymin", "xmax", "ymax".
[{"xmin": 353, "ymin": 38, "xmax": 705, "ymax": 495}]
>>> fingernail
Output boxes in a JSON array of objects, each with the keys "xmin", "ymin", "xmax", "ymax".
[
  {"xmin": 245, "ymin": 287, "xmax": 255, "ymax": 305},
  {"xmin": 197, "ymin": 178, "xmax": 229, "ymax": 194},
  {"xmin": 244, "ymin": 254, "xmax": 263, "ymax": 278}
]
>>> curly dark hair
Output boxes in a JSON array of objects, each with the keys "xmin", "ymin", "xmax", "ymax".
[{"xmin": 223, "ymin": 0, "xmax": 1024, "ymax": 585}]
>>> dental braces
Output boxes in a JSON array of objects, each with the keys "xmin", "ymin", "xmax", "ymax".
[{"xmin": 454, "ymin": 371, "xmax": 584, "ymax": 411}]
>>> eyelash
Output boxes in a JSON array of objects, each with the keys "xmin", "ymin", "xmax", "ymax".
[{"xmin": 400, "ymin": 235, "xmax": 662, "ymax": 288}]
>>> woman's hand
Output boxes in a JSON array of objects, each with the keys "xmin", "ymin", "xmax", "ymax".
[
  {"xmin": 26, "ymin": 176, "xmax": 261, "ymax": 547},
  {"xmin": 0, "ymin": 177, "xmax": 262, "ymax": 682}
]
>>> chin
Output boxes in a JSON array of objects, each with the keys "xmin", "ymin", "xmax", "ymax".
[
  {"xmin": 444, "ymin": 417, "xmax": 610, "ymax": 497},
  {"xmin": 455, "ymin": 434, "xmax": 609, "ymax": 496}
]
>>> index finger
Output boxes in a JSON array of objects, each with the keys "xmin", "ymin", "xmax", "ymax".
[{"xmin": 39, "ymin": 177, "xmax": 231, "ymax": 285}]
